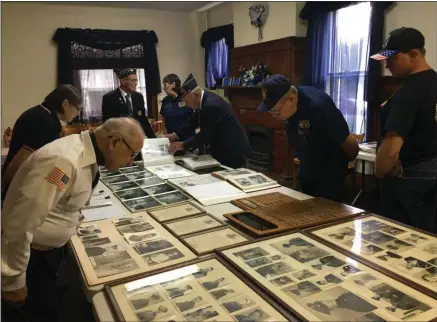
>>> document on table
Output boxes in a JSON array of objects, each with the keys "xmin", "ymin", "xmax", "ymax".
[{"xmin": 81, "ymin": 205, "xmax": 125, "ymax": 222}]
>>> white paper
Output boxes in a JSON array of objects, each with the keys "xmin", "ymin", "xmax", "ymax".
[
  {"xmin": 83, "ymin": 194, "xmax": 113, "ymax": 209},
  {"xmin": 183, "ymin": 181, "xmax": 247, "ymax": 206},
  {"xmin": 141, "ymin": 138, "xmax": 174, "ymax": 166},
  {"xmin": 81, "ymin": 205, "xmax": 125, "ymax": 222}
]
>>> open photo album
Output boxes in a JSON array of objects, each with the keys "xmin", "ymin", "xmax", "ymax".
[{"xmin": 212, "ymin": 168, "xmax": 280, "ymax": 193}]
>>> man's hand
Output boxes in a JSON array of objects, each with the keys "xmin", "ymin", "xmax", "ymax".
[
  {"xmin": 2, "ymin": 285, "xmax": 28, "ymax": 305},
  {"xmin": 165, "ymin": 133, "xmax": 178, "ymax": 143},
  {"xmin": 169, "ymin": 142, "xmax": 184, "ymax": 154}
]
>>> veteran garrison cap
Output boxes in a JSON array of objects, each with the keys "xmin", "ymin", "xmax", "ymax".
[
  {"xmin": 174, "ymin": 74, "xmax": 199, "ymax": 98},
  {"xmin": 114, "ymin": 68, "xmax": 137, "ymax": 79},
  {"xmin": 370, "ymin": 27, "xmax": 425, "ymax": 61},
  {"xmin": 257, "ymin": 74, "xmax": 291, "ymax": 112}
]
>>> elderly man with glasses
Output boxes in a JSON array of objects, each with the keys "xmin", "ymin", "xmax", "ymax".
[
  {"xmin": 1, "ymin": 117, "xmax": 144, "ymax": 321},
  {"xmin": 258, "ymin": 75, "xmax": 359, "ymax": 202}
]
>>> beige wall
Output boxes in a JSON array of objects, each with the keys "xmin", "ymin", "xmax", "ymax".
[
  {"xmin": 1, "ymin": 2, "xmax": 204, "ymax": 132},
  {"xmin": 207, "ymin": 2, "xmax": 233, "ymax": 28},
  {"xmin": 384, "ymin": 1, "xmax": 437, "ymax": 75}
]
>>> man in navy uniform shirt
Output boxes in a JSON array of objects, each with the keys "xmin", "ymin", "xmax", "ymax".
[
  {"xmin": 160, "ymin": 74, "xmax": 195, "ymax": 141},
  {"xmin": 372, "ymin": 27, "xmax": 437, "ymax": 233},
  {"xmin": 101, "ymin": 68, "xmax": 156, "ymax": 139},
  {"xmin": 167, "ymin": 74, "xmax": 251, "ymax": 168},
  {"xmin": 258, "ymin": 75, "xmax": 359, "ymax": 202}
]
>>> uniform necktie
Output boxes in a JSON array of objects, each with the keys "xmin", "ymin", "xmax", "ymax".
[{"xmin": 125, "ymin": 94, "xmax": 133, "ymax": 116}]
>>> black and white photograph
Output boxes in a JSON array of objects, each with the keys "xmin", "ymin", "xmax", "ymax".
[
  {"xmin": 375, "ymin": 251, "xmax": 402, "ymax": 263},
  {"xmin": 383, "ymin": 239, "xmax": 415, "ymax": 253},
  {"xmin": 361, "ymin": 231, "xmax": 395, "ymax": 245},
  {"xmin": 134, "ymin": 239, "xmax": 174, "ymax": 255},
  {"xmin": 354, "ymin": 312, "xmax": 387, "ymax": 322},
  {"xmin": 233, "ymin": 306, "xmax": 270, "ymax": 322},
  {"xmin": 233, "ymin": 247, "xmax": 270, "ymax": 261},
  {"xmin": 134, "ymin": 176, "xmax": 165, "ymax": 188},
  {"xmin": 282, "ymin": 281, "xmax": 321, "ymax": 298},
  {"xmin": 210, "ymin": 285, "xmax": 241, "ymax": 301},
  {"xmin": 270, "ymin": 238, "xmax": 330, "ymax": 263},
  {"xmin": 125, "ymin": 171, "xmax": 155, "ymax": 181},
  {"xmin": 164, "ymin": 284, "xmax": 194, "ymax": 299},
  {"xmin": 307, "ymin": 255, "xmax": 346, "ymax": 271},
  {"xmin": 77, "ymin": 224, "xmax": 102, "ymax": 236},
  {"xmin": 369, "ymin": 283, "xmax": 431, "ymax": 320},
  {"xmin": 90, "ymin": 248, "xmax": 131, "ymax": 266},
  {"xmin": 183, "ymin": 305, "xmax": 219, "ymax": 322},
  {"xmin": 338, "ymin": 265, "xmax": 362, "ymax": 278},
  {"xmin": 403, "ymin": 233, "xmax": 429, "ymax": 245},
  {"xmin": 422, "ymin": 242, "xmax": 437, "ymax": 256},
  {"xmin": 313, "ymin": 274, "xmax": 343, "ymax": 288},
  {"xmin": 117, "ymin": 222, "xmax": 154, "ymax": 235},
  {"xmin": 352, "ymin": 274, "xmax": 379, "ymax": 287},
  {"xmin": 101, "ymin": 174, "xmax": 129, "ymax": 184},
  {"xmin": 100, "ymin": 170, "xmax": 121, "ymax": 178},
  {"xmin": 201, "ymin": 277, "xmax": 228, "ymax": 291},
  {"xmin": 327, "ymin": 227, "xmax": 356, "ymax": 241},
  {"xmin": 115, "ymin": 188, "xmax": 149, "ymax": 200},
  {"xmin": 143, "ymin": 183, "xmax": 176, "ymax": 196},
  {"xmin": 128, "ymin": 292, "xmax": 165, "ymax": 311},
  {"xmin": 154, "ymin": 191, "xmax": 189, "ymax": 205},
  {"xmin": 255, "ymin": 262, "xmax": 294, "ymax": 279},
  {"xmin": 80, "ymin": 234, "xmax": 100, "ymax": 241},
  {"xmin": 173, "ymin": 294, "xmax": 207, "ymax": 313},
  {"xmin": 222, "ymin": 294, "xmax": 256, "ymax": 313},
  {"xmin": 292, "ymin": 269, "xmax": 317, "ymax": 281},
  {"xmin": 82, "ymin": 237, "xmax": 111, "ymax": 248},
  {"xmin": 119, "ymin": 166, "xmax": 144, "ymax": 174},
  {"xmin": 109, "ymin": 181, "xmax": 138, "ymax": 192},
  {"xmin": 360, "ymin": 244, "xmax": 384, "ymax": 256},
  {"xmin": 304, "ymin": 286, "xmax": 377, "ymax": 321},
  {"xmin": 113, "ymin": 216, "xmax": 146, "ymax": 227},
  {"xmin": 135, "ymin": 302, "xmax": 174, "ymax": 322},
  {"xmin": 270, "ymin": 275, "xmax": 294, "ymax": 287},
  {"xmin": 123, "ymin": 196, "xmax": 161, "ymax": 212},
  {"xmin": 192, "ymin": 267, "xmax": 214, "ymax": 279},
  {"xmin": 395, "ymin": 256, "xmax": 433, "ymax": 274},
  {"xmin": 143, "ymin": 248, "xmax": 185, "ymax": 266},
  {"xmin": 245, "ymin": 257, "xmax": 272, "ymax": 268},
  {"xmin": 124, "ymin": 232, "xmax": 160, "ymax": 245},
  {"xmin": 427, "ymin": 257, "xmax": 437, "ymax": 266},
  {"xmin": 414, "ymin": 266, "xmax": 437, "ymax": 286},
  {"xmin": 380, "ymin": 225, "xmax": 406, "ymax": 236},
  {"xmin": 94, "ymin": 258, "xmax": 139, "ymax": 278},
  {"xmin": 360, "ymin": 220, "xmax": 388, "ymax": 233},
  {"xmin": 85, "ymin": 243, "xmax": 124, "ymax": 257}
]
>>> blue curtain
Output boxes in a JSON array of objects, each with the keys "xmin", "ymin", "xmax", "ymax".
[{"xmin": 206, "ymin": 39, "xmax": 229, "ymax": 88}]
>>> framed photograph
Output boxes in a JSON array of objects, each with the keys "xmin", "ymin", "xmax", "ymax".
[
  {"xmin": 101, "ymin": 174, "xmax": 129, "ymax": 185},
  {"xmin": 153, "ymin": 191, "xmax": 190, "ymax": 205},
  {"xmin": 181, "ymin": 227, "xmax": 250, "ymax": 256},
  {"xmin": 232, "ymin": 77, "xmax": 241, "ymax": 86},
  {"xmin": 147, "ymin": 201, "xmax": 205, "ymax": 223},
  {"xmin": 217, "ymin": 232, "xmax": 437, "ymax": 322},
  {"xmin": 122, "ymin": 197, "xmax": 161, "ymax": 213},
  {"xmin": 100, "ymin": 170, "xmax": 122, "ymax": 178},
  {"xmin": 70, "ymin": 214, "xmax": 197, "ymax": 288},
  {"xmin": 124, "ymin": 171, "xmax": 155, "ymax": 181},
  {"xmin": 133, "ymin": 177, "xmax": 164, "ymax": 188},
  {"xmin": 164, "ymin": 214, "xmax": 226, "ymax": 237},
  {"xmin": 119, "ymin": 166, "xmax": 145, "ymax": 174},
  {"xmin": 222, "ymin": 77, "xmax": 231, "ymax": 87},
  {"xmin": 104, "ymin": 256, "xmax": 292, "ymax": 322},
  {"xmin": 143, "ymin": 183, "xmax": 176, "ymax": 196},
  {"xmin": 115, "ymin": 188, "xmax": 149, "ymax": 201},
  {"xmin": 306, "ymin": 214, "xmax": 437, "ymax": 297},
  {"xmin": 108, "ymin": 181, "xmax": 139, "ymax": 192}
]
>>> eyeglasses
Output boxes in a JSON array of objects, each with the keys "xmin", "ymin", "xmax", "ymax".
[
  {"xmin": 122, "ymin": 138, "xmax": 139, "ymax": 159},
  {"xmin": 72, "ymin": 104, "xmax": 83, "ymax": 112}
]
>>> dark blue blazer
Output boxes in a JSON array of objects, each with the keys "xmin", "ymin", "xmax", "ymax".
[{"xmin": 176, "ymin": 91, "xmax": 251, "ymax": 168}]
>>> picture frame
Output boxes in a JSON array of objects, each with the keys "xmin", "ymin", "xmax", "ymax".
[
  {"xmin": 217, "ymin": 231, "xmax": 437, "ymax": 322},
  {"xmin": 230, "ymin": 192, "xmax": 300, "ymax": 210},
  {"xmin": 163, "ymin": 213, "xmax": 227, "ymax": 238},
  {"xmin": 104, "ymin": 255, "xmax": 295, "ymax": 322},
  {"xmin": 221, "ymin": 77, "xmax": 231, "ymax": 87},
  {"xmin": 147, "ymin": 201, "xmax": 205, "ymax": 223},
  {"xmin": 181, "ymin": 226, "xmax": 250, "ymax": 256},
  {"xmin": 306, "ymin": 213, "xmax": 437, "ymax": 298},
  {"xmin": 231, "ymin": 77, "xmax": 241, "ymax": 86},
  {"xmin": 70, "ymin": 213, "xmax": 197, "ymax": 288}
]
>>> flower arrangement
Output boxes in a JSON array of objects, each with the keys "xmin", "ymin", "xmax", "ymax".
[{"xmin": 238, "ymin": 62, "xmax": 271, "ymax": 87}]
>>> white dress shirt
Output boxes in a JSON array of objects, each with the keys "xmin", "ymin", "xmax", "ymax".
[
  {"xmin": 119, "ymin": 87, "xmax": 132, "ymax": 106},
  {"xmin": 1, "ymin": 131, "xmax": 98, "ymax": 291}
]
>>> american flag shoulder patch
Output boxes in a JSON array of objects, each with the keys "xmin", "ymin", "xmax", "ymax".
[{"xmin": 46, "ymin": 167, "xmax": 70, "ymax": 191}]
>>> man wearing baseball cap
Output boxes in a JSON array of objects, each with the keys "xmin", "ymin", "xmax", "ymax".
[
  {"xmin": 372, "ymin": 27, "xmax": 437, "ymax": 233},
  {"xmin": 258, "ymin": 75, "xmax": 359, "ymax": 202}
]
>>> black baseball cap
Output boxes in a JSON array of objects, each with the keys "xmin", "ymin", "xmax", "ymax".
[
  {"xmin": 173, "ymin": 74, "xmax": 199, "ymax": 98},
  {"xmin": 257, "ymin": 74, "xmax": 291, "ymax": 112},
  {"xmin": 370, "ymin": 27, "xmax": 425, "ymax": 61}
]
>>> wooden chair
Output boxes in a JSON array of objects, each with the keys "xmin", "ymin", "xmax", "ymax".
[{"xmin": 291, "ymin": 133, "xmax": 365, "ymax": 189}]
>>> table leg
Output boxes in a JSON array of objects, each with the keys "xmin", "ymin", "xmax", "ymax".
[{"xmin": 351, "ymin": 159, "xmax": 366, "ymax": 206}]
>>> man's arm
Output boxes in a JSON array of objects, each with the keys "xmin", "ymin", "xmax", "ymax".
[
  {"xmin": 174, "ymin": 110, "xmax": 199, "ymax": 141},
  {"xmin": 375, "ymin": 86, "xmax": 418, "ymax": 178},
  {"xmin": 1, "ymin": 158, "xmax": 73, "ymax": 292},
  {"xmin": 182, "ymin": 108, "xmax": 217, "ymax": 150}
]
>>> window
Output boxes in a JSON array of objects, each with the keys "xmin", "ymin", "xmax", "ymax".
[
  {"xmin": 77, "ymin": 69, "xmax": 147, "ymax": 122},
  {"xmin": 325, "ymin": 2, "xmax": 372, "ymax": 135},
  {"xmin": 206, "ymin": 38, "xmax": 229, "ymax": 88}
]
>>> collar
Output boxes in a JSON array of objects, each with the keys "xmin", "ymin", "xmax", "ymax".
[
  {"xmin": 80, "ymin": 131, "xmax": 99, "ymax": 168},
  {"xmin": 119, "ymin": 87, "xmax": 130, "ymax": 98},
  {"xmin": 40, "ymin": 104, "xmax": 62, "ymax": 132},
  {"xmin": 89, "ymin": 131, "xmax": 105, "ymax": 166},
  {"xmin": 200, "ymin": 90, "xmax": 205, "ymax": 110}
]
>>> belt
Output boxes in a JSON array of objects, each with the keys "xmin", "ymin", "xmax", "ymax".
[{"xmin": 31, "ymin": 243, "xmax": 55, "ymax": 251}]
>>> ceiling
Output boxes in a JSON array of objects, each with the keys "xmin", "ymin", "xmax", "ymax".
[{"xmin": 62, "ymin": 1, "xmax": 217, "ymax": 12}]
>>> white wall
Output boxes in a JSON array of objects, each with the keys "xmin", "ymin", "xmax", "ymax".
[
  {"xmin": 1, "ymin": 2, "xmax": 204, "ymax": 132},
  {"xmin": 384, "ymin": 2, "xmax": 437, "ymax": 75},
  {"xmin": 207, "ymin": 2, "xmax": 233, "ymax": 28}
]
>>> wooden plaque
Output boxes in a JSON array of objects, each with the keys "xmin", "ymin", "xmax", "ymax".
[
  {"xmin": 225, "ymin": 198, "xmax": 365, "ymax": 237},
  {"xmin": 231, "ymin": 192, "xmax": 299, "ymax": 210}
]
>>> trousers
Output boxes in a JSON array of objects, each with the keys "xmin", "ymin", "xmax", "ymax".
[{"xmin": 379, "ymin": 158, "xmax": 437, "ymax": 234}]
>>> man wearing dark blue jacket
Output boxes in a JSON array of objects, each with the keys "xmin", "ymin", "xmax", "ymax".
[
  {"xmin": 167, "ymin": 74, "xmax": 251, "ymax": 168},
  {"xmin": 258, "ymin": 75, "xmax": 359, "ymax": 202}
]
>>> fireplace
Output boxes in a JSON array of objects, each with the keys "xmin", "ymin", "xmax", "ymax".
[{"xmin": 247, "ymin": 124, "xmax": 274, "ymax": 172}]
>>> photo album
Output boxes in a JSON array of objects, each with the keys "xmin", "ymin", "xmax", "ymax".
[
  {"xmin": 141, "ymin": 138, "xmax": 174, "ymax": 167},
  {"xmin": 212, "ymin": 168, "xmax": 280, "ymax": 193},
  {"xmin": 175, "ymin": 154, "xmax": 221, "ymax": 171}
]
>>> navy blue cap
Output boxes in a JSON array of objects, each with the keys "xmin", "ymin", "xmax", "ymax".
[
  {"xmin": 114, "ymin": 68, "xmax": 137, "ymax": 79},
  {"xmin": 174, "ymin": 74, "xmax": 199, "ymax": 98},
  {"xmin": 371, "ymin": 27, "xmax": 425, "ymax": 60},
  {"xmin": 257, "ymin": 74, "xmax": 291, "ymax": 112}
]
